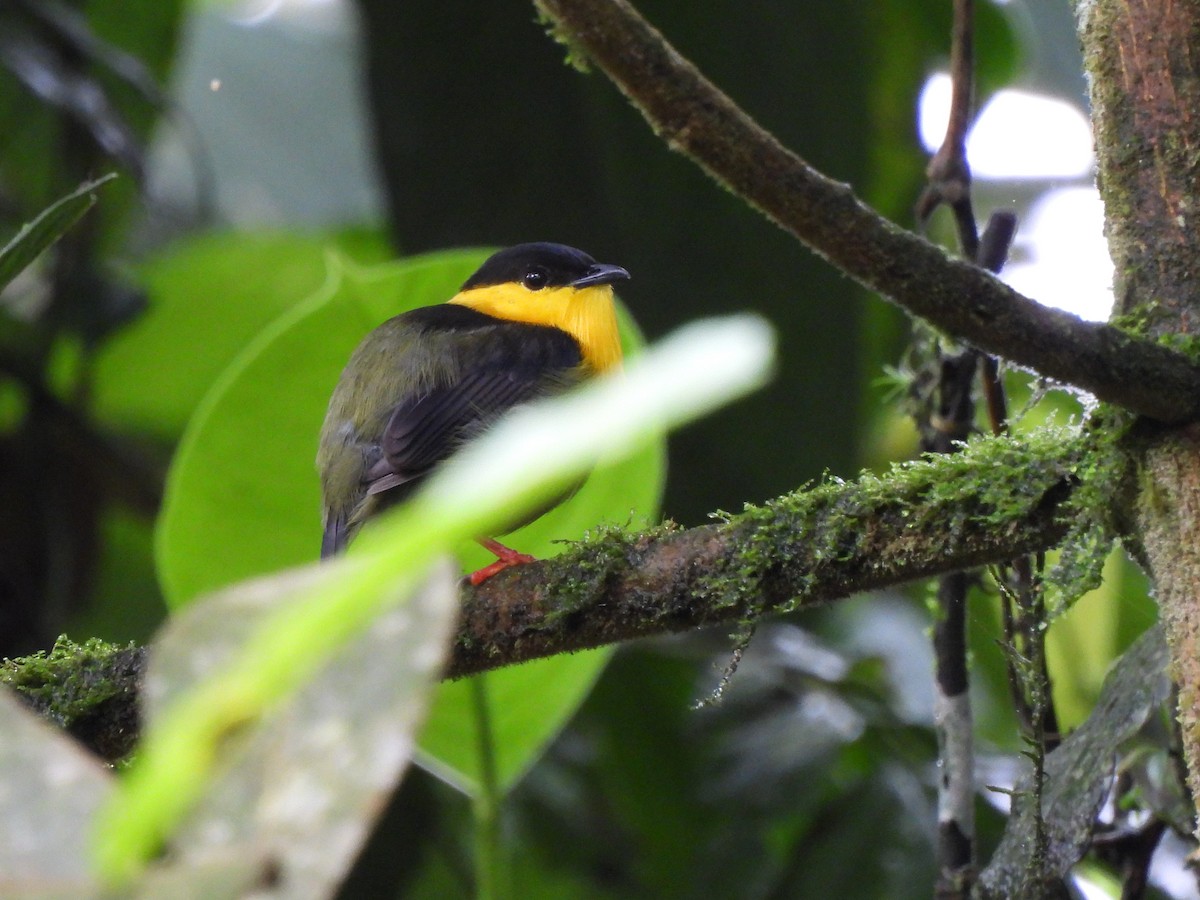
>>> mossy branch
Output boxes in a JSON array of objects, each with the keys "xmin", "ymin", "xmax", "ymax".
[
  {"xmin": 451, "ymin": 428, "xmax": 1084, "ymax": 677},
  {"xmin": 4, "ymin": 429, "xmax": 1091, "ymax": 762},
  {"xmin": 532, "ymin": 0, "xmax": 1200, "ymax": 425},
  {"xmin": 1, "ymin": 637, "xmax": 144, "ymax": 761}
]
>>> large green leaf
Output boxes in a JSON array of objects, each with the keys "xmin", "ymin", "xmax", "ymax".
[
  {"xmin": 92, "ymin": 229, "xmax": 389, "ymax": 437},
  {"xmin": 156, "ymin": 247, "xmax": 666, "ymax": 798},
  {"xmin": 417, "ymin": 653, "xmax": 611, "ymax": 797}
]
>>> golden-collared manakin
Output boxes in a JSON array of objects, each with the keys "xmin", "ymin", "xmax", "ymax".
[{"xmin": 317, "ymin": 242, "xmax": 631, "ymax": 583}]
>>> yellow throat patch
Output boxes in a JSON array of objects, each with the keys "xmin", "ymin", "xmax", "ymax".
[{"xmin": 448, "ymin": 281, "xmax": 623, "ymax": 374}]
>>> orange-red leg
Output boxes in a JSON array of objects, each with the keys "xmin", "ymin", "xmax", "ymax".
[{"xmin": 469, "ymin": 538, "xmax": 538, "ymax": 585}]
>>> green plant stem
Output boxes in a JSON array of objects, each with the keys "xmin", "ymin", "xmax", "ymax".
[{"xmin": 471, "ymin": 675, "xmax": 505, "ymax": 900}]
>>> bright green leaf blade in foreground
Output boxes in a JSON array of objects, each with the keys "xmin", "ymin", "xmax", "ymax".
[
  {"xmin": 96, "ymin": 312, "xmax": 775, "ymax": 886},
  {"xmin": 0, "ymin": 173, "xmax": 117, "ymax": 296},
  {"xmin": 93, "ymin": 553, "xmax": 455, "ymax": 888}
]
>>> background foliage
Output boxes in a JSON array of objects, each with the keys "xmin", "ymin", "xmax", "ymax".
[{"xmin": 0, "ymin": 0, "xmax": 1178, "ymax": 896}]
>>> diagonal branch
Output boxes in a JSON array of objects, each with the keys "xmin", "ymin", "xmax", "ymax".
[
  {"xmin": 533, "ymin": 0, "xmax": 1200, "ymax": 425},
  {"xmin": 449, "ymin": 430, "xmax": 1082, "ymax": 678},
  {"xmin": 6, "ymin": 430, "xmax": 1086, "ymax": 759}
]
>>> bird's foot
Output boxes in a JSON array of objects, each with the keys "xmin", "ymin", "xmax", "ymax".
[{"xmin": 470, "ymin": 538, "xmax": 538, "ymax": 585}]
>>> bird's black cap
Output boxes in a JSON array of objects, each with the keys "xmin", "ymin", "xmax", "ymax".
[{"xmin": 461, "ymin": 242, "xmax": 630, "ymax": 291}]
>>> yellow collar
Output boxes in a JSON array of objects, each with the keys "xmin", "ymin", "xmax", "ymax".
[{"xmin": 448, "ymin": 281, "xmax": 623, "ymax": 373}]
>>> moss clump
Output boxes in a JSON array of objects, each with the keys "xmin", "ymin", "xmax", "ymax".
[
  {"xmin": 1106, "ymin": 304, "xmax": 1200, "ymax": 365},
  {"xmin": 1108, "ymin": 304, "xmax": 1160, "ymax": 337},
  {"xmin": 1041, "ymin": 408, "xmax": 1135, "ymax": 614},
  {"xmin": 534, "ymin": 2, "xmax": 592, "ymax": 74},
  {"xmin": 2, "ymin": 635, "xmax": 144, "ymax": 761},
  {"xmin": 544, "ymin": 521, "xmax": 681, "ymax": 624},
  {"xmin": 699, "ymin": 425, "xmax": 1093, "ymax": 617},
  {"xmin": 1155, "ymin": 331, "xmax": 1200, "ymax": 362}
]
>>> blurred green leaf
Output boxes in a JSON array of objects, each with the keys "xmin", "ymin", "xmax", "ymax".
[
  {"xmin": 84, "ymin": 0, "xmax": 186, "ymax": 114},
  {"xmin": 564, "ymin": 649, "xmax": 715, "ymax": 893},
  {"xmin": 131, "ymin": 560, "xmax": 462, "ymax": 897},
  {"xmin": 92, "ymin": 229, "xmax": 390, "ymax": 436},
  {"xmin": 94, "ymin": 553, "xmax": 457, "ymax": 886},
  {"xmin": 417, "ymin": 652, "xmax": 611, "ymax": 797},
  {"xmin": 0, "ymin": 173, "xmax": 115, "ymax": 296},
  {"xmin": 1046, "ymin": 550, "xmax": 1156, "ymax": 729},
  {"xmin": 771, "ymin": 774, "xmax": 936, "ymax": 899}
]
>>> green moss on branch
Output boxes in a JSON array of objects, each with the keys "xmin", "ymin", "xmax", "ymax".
[
  {"xmin": 2, "ymin": 635, "xmax": 143, "ymax": 761},
  {"xmin": 453, "ymin": 427, "xmax": 1096, "ymax": 677},
  {"xmin": 3, "ymin": 428, "xmax": 1113, "ymax": 756}
]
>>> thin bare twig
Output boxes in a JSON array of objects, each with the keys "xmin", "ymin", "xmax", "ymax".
[
  {"xmin": 917, "ymin": 0, "xmax": 978, "ymax": 260},
  {"xmin": 914, "ymin": 9, "xmax": 1009, "ymax": 881},
  {"xmin": 974, "ymin": 219, "xmax": 1017, "ymax": 436}
]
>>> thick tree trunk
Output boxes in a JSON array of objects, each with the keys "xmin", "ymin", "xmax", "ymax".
[
  {"xmin": 1140, "ymin": 433, "xmax": 1200, "ymax": 817},
  {"xmin": 1076, "ymin": 0, "xmax": 1200, "ymax": 828}
]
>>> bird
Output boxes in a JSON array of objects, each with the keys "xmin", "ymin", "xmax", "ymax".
[{"xmin": 317, "ymin": 242, "xmax": 630, "ymax": 583}]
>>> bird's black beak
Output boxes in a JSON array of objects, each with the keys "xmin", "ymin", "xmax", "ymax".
[{"xmin": 570, "ymin": 263, "xmax": 631, "ymax": 288}]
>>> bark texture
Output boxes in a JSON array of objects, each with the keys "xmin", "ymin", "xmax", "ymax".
[
  {"xmin": 1139, "ymin": 430, "xmax": 1200, "ymax": 813},
  {"xmin": 1077, "ymin": 0, "xmax": 1200, "ymax": 829}
]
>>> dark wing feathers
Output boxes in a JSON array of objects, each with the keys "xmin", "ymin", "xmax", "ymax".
[
  {"xmin": 381, "ymin": 318, "xmax": 582, "ymax": 469},
  {"xmin": 321, "ymin": 309, "xmax": 585, "ymax": 557},
  {"xmin": 381, "ymin": 366, "xmax": 568, "ymax": 477},
  {"xmin": 321, "ymin": 514, "xmax": 348, "ymax": 558}
]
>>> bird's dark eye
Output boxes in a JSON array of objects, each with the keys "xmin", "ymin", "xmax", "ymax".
[{"xmin": 523, "ymin": 266, "xmax": 549, "ymax": 290}]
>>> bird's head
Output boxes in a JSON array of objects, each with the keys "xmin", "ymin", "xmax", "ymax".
[{"xmin": 449, "ymin": 242, "xmax": 630, "ymax": 373}]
